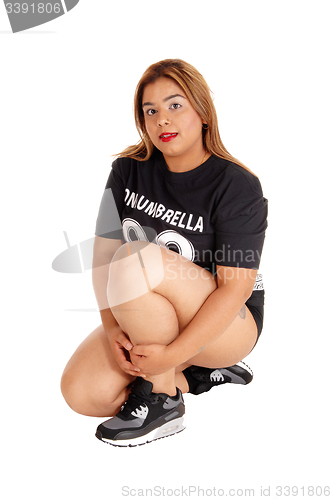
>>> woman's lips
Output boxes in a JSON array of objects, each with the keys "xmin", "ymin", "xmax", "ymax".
[{"xmin": 159, "ymin": 133, "xmax": 178, "ymax": 142}]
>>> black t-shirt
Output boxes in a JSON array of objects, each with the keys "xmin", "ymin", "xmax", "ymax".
[{"xmin": 95, "ymin": 149, "xmax": 268, "ymax": 278}]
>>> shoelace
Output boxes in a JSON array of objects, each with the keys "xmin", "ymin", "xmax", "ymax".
[{"xmin": 120, "ymin": 390, "xmax": 157, "ymax": 418}]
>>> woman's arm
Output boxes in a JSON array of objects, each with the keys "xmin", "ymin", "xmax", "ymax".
[
  {"xmin": 168, "ymin": 266, "xmax": 257, "ymax": 364},
  {"xmin": 92, "ymin": 235, "xmax": 123, "ymax": 312},
  {"xmin": 92, "ymin": 236, "xmax": 140, "ymax": 376}
]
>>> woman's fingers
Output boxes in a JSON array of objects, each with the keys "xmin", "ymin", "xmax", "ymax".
[
  {"xmin": 117, "ymin": 352, "xmax": 146, "ymax": 378},
  {"xmin": 116, "ymin": 331, "xmax": 133, "ymax": 351},
  {"xmin": 112, "ymin": 335, "xmax": 140, "ymax": 376},
  {"xmin": 131, "ymin": 345, "xmax": 149, "ymax": 356},
  {"xmin": 121, "ymin": 360, "xmax": 143, "ymax": 377},
  {"xmin": 113, "ymin": 334, "xmax": 148, "ymax": 377}
]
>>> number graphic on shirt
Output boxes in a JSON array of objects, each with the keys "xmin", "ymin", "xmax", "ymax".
[
  {"xmin": 122, "ymin": 218, "xmax": 151, "ymax": 242},
  {"xmin": 122, "ymin": 219, "xmax": 195, "ymax": 262},
  {"xmin": 156, "ymin": 230, "xmax": 195, "ymax": 261}
]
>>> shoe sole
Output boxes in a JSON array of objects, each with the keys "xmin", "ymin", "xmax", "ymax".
[{"xmin": 95, "ymin": 416, "xmax": 186, "ymax": 447}]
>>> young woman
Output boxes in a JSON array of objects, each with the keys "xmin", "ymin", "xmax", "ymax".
[{"xmin": 60, "ymin": 59, "xmax": 268, "ymax": 447}]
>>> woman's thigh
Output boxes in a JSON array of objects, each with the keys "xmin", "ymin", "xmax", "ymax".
[
  {"xmin": 178, "ymin": 305, "xmax": 258, "ymax": 370},
  {"xmin": 60, "ymin": 324, "xmax": 134, "ymax": 417}
]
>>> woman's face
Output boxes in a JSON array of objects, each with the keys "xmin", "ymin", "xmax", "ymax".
[{"xmin": 142, "ymin": 77, "xmax": 205, "ymax": 165}]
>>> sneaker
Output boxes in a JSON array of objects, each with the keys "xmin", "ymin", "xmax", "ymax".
[
  {"xmin": 95, "ymin": 377, "xmax": 185, "ymax": 447},
  {"xmin": 188, "ymin": 361, "xmax": 253, "ymax": 395}
]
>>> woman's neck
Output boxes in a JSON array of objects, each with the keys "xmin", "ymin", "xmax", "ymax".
[{"xmin": 163, "ymin": 149, "xmax": 211, "ymax": 173}]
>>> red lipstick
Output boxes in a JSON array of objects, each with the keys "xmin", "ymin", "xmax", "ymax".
[{"xmin": 159, "ymin": 133, "xmax": 178, "ymax": 143}]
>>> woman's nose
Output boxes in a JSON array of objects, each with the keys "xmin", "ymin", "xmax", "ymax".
[{"xmin": 157, "ymin": 115, "xmax": 170, "ymax": 127}]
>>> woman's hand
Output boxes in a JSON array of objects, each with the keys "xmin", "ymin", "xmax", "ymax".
[
  {"xmin": 130, "ymin": 344, "xmax": 175, "ymax": 376},
  {"xmin": 109, "ymin": 329, "xmax": 141, "ymax": 377}
]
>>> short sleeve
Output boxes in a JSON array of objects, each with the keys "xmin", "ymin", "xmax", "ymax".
[
  {"xmin": 95, "ymin": 159, "xmax": 124, "ymax": 239},
  {"xmin": 212, "ymin": 169, "xmax": 268, "ymax": 269}
]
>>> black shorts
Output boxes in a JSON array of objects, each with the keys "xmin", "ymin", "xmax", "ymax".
[{"xmin": 245, "ymin": 289, "xmax": 264, "ymax": 343}]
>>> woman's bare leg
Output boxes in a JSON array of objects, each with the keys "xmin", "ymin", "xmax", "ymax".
[
  {"xmin": 60, "ymin": 324, "xmax": 135, "ymax": 417},
  {"xmin": 61, "ymin": 241, "xmax": 257, "ymax": 417}
]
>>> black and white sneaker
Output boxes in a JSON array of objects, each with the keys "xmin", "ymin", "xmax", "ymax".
[
  {"xmin": 185, "ymin": 361, "xmax": 253, "ymax": 395},
  {"xmin": 95, "ymin": 377, "xmax": 185, "ymax": 447}
]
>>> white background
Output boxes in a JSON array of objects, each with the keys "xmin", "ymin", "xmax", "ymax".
[{"xmin": 1, "ymin": 1, "xmax": 331, "ymax": 499}]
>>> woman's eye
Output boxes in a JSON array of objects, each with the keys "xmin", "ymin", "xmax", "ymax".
[
  {"xmin": 170, "ymin": 103, "xmax": 181, "ymax": 110},
  {"xmin": 146, "ymin": 109, "xmax": 157, "ymax": 116}
]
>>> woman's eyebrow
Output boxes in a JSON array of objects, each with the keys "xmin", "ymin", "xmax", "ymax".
[{"xmin": 142, "ymin": 94, "xmax": 186, "ymax": 107}]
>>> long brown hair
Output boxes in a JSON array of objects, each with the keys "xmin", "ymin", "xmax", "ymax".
[{"xmin": 118, "ymin": 59, "xmax": 253, "ymax": 173}]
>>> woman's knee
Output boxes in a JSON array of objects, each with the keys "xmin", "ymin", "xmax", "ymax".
[
  {"xmin": 60, "ymin": 366, "xmax": 126, "ymax": 417},
  {"xmin": 60, "ymin": 368, "xmax": 92, "ymax": 416},
  {"xmin": 108, "ymin": 241, "xmax": 165, "ymax": 307}
]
